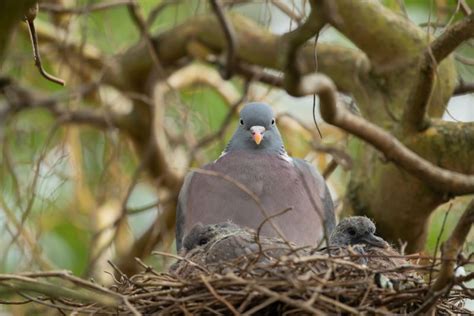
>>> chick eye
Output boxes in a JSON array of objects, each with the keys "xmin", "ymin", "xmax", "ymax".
[
  {"xmin": 198, "ymin": 237, "xmax": 208, "ymax": 246},
  {"xmin": 271, "ymin": 119, "xmax": 275, "ymax": 125},
  {"xmin": 240, "ymin": 119, "xmax": 244, "ymax": 126},
  {"xmin": 347, "ymin": 228, "xmax": 356, "ymax": 236}
]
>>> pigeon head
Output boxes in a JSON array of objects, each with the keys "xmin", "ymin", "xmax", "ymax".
[
  {"xmin": 329, "ymin": 216, "xmax": 387, "ymax": 248},
  {"xmin": 182, "ymin": 222, "xmax": 241, "ymax": 252},
  {"xmin": 224, "ymin": 102, "xmax": 285, "ymax": 154}
]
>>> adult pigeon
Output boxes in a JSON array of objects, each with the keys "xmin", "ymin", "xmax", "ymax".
[{"xmin": 176, "ymin": 102, "xmax": 335, "ymax": 251}]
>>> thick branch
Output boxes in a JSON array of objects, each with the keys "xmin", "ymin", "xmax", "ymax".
[
  {"xmin": 404, "ymin": 119, "xmax": 474, "ymax": 176},
  {"xmin": 326, "ymin": 0, "xmax": 426, "ymax": 70},
  {"xmin": 297, "ymin": 73, "xmax": 474, "ymax": 195},
  {"xmin": 430, "ymin": 199, "xmax": 474, "ymax": 292},
  {"xmin": 103, "ymin": 14, "xmax": 369, "ymax": 96},
  {"xmin": 454, "ymin": 81, "xmax": 474, "ymax": 95},
  {"xmin": 403, "ymin": 13, "xmax": 474, "ymax": 131}
]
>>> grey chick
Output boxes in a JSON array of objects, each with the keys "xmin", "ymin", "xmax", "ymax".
[
  {"xmin": 171, "ymin": 222, "xmax": 303, "ymax": 278},
  {"xmin": 329, "ymin": 216, "xmax": 387, "ymax": 248},
  {"xmin": 329, "ymin": 216, "xmax": 420, "ymax": 289}
]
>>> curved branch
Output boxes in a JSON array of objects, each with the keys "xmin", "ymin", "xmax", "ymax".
[
  {"xmin": 296, "ymin": 73, "xmax": 474, "ymax": 195},
  {"xmin": 24, "ymin": 5, "xmax": 65, "ymax": 86},
  {"xmin": 430, "ymin": 199, "xmax": 474, "ymax": 293},
  {"xmin": 209, "ymin": 0, "xmax": 238, "ymax": 79},
  {"xmin": 403, "ymin": 13, "xmax": 474, "ymax": 131},
  {"xmin": 282, "ymin": 0, "xmax": 326, "ymax": 95}
]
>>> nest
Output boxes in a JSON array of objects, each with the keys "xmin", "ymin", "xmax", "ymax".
[{"xmin": 6, "ymin": 249, "xmax": 471, "ymax": 315}]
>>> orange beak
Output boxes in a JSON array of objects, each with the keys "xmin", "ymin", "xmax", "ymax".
[
  {"xmin": 250, "ymin": 126, "xmax": 265, "ymax": 145},
  {"xmin": 253, "ymin": 132, "xmax": 263, "ymax": 145}
]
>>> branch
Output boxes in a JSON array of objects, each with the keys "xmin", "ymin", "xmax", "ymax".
[
  {"xmin": 0, "ymin": 274, "xmax": 119, "ymax": 306},
  {"xmin": 454, "ymin": 80, "xmax": 474, "ymax": 96},
  {"xmin": 430, "ymin": 13, "xmax": 474, "ymax": 62},
  {"xmin": 430, "ymin": 199, "xmax": 474, "ymax": 292},
  {"xmin": 209, "ymin": 0, "xmax": 238, "ymax": 79},
  {"xmin": 24, "ymin": 3, "xmax": 65, "ymax": 86},
  {"xmin": 103, "ymin": 14, "xmax": 368, "ymax": 96},
  {"xmin": 299, "ymin": 73, "xmax": 474, "ymax": 195},
  {"xmin": 404, "ymin": 119, "xmax": 474, "ymax": 176},
  {"xmin": 325, "ymin": 0, "xmax": 426, "ymax": 70},
  {"xmin": 282, "ymin": 1, "xmax": 326, "ymax": 96},
  {"xmin": 0, "ymin": 78, "xmax": 128, "ymax": 130},
  {"xmin": 403, "ymin": 13, "xmax": 474, "ymax": 131}
]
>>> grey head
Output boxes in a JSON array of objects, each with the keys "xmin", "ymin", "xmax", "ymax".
[
  {"xmin": 224, "ymin": 102, "xmax": 286, "ymax": 155},
  {"xmin": 182, "ymin": 222, "xmax": 242, "ymax": 252},
  {"xmin": 329, "ymin": 216, "xmax": 387, "ymax": 248}
]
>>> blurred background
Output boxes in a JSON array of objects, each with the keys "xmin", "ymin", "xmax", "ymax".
[{"xmin": 0, "ymin": 1, "xmax": 473, "ymax": 300}]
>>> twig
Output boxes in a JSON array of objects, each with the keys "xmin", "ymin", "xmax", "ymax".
[
  {"xmin": 201, "ymin": 275, "xmax": 240, "ymax": 315},
  {"xmin": 146, "ymin": 1, "xmax": 180, "ymax": 27},
  {"xmin": 459, "ymin": 0, "xmax": 472, "ymax": 16},
  {"xmin": 271, "ymin": 0, "xmax": 303, "ymax": 25},
  {"xmin": 191, "ymin": 80, "xmax": 250, "ymax": 154},
  {"xmin": 455, "ymin": 53, "xmax": 474, "ymax": 65},
  {"xmin": 127, "ymin": 200, "xmax": 160, "ymax": 214},
  {"xmin": 152, "ymin": 251, "xmax": 209, "ymax": 274},
  {"xmin": 0, "ymin": 274, "xmax": 118, "ymax": 306},
  {"xmin": 430, "ymin": 199, "xmax": 474, "ymax": 293},
  {"xmin": 233, "ymin": 62, "xmax": 284, "ymax": 87},
  {"xmin": 24, "ymin": 3, "xmax": 65, "ymax": 86},
  {"xmin": 191, "ymin": 168, "xmax": 293, "ymax": 248},
  {"xmin": 254, "ymin": 207, "xmax": 294, "ymax": 257},
  {"xmin": 428, "ymin": 204, "xmax": 451, "ymax": 286},
  {"xmin": 127, "ymin": 0, "xmax": 167, "ymax": 79},
  {"xmin": 228, "ymin": 275, "xmax": 326, "ymax": 315},
  {"xmin": 322, "ymin": 159, "xmax": 338, "ymax": 179},
  {"xmin": 209, "ymin": 0, "xmax": 238, "ymax": 79},
  {"xmin": 282, "ymin": 1, "xmax": 326, "ymax": 96}
]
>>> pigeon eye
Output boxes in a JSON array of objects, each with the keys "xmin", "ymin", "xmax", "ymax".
[
  {"xmin": 347, "ymin": 227, "xmax": 356, "ymax": 236},
  {"xmin": 271, "ymin": 119, "xmax": 275, "ymax": 125},
  {"xmin": 240, "ymin": 119, "xmax": 244, "ymax": 126}
]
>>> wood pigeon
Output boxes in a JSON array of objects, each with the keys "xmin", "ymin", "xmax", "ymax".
[
  {"xmin": 176, "ymin": 102, "xmax": 335, "ymax": 251},
  {"xmin": 328, "ymin": 216, "xmax": 420, "ymax": 287},
  {"xmin": 329, "ymin": 216, "xmax": 387, "ymax": 248}
]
